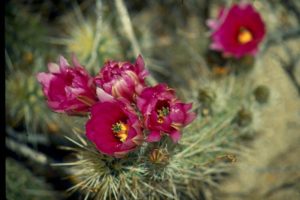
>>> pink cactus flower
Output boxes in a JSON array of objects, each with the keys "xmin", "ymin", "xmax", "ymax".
[
  {"xmin": 36, "ymin": 55, "xmax": 97, "ymax": 115},
  {"xmin": 86, "ymin": 100, "xmax": 144, "ymax": 157},
  {"xmin": 137, "ymin": 84, "xmax": 196, "ymax": 143},
  {"xmin": 207, "ymin": 3, "xmax": 266, "ymax": 58},
  {"xmin": 95, "ymin": 55, "xmax": 149, "ymax": 102}
]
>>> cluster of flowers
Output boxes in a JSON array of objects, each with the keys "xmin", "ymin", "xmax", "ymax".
[
  {"xmin": 37, "ymin": 55, "xmax": 196, "ymax": 157},
  {"xmin": 36, "ymin": 2, "xmax": 265, "ymax": 157},
  {"xmin": 207, "ymin": 2, "xmax": 266, "ymax": 58}
]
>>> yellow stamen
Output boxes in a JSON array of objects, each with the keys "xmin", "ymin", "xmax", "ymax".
[
  {"xmin": 157, "ymin": 107, "xmax": 170, "ymax": 124},
  {"xmin": 112, "ymin": 122, "xmax": 128, "ymax": 142},
  {"xmin": 238, "ymin": 28, "xmax": 253, "ymax": 44},
  {"xmin": 157, "ymin": 117, "xmax": 164, "ymax": 124}
]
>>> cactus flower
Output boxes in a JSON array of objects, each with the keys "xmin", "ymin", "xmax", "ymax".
[
  {"xmin": 86, "ymin": 100, "xmax": 144, "ymax": 157},
  {"xmin": 95, "ymin": 55, "xmax": 149, "ymax": 102},
  {"xmin": 36, "ymin": 55, "xmax": 97, "ymax": 115},
  {"xmin": 137, "ymin": 84, "xmax": 196, "ymax": 143},
  {"xmin": 207, "ymin": 3, "xmax": 266, "ymax": 58}
]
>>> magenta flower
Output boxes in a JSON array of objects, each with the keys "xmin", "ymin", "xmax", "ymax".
[
  {"xmin": 86, "ymin": 100, "xmax": 144, "ymax": 157},
  {"xmin": 36, "ymin": 55, "xmax": 97, "ymax": 115},
  {"xmin": 95, "ymin": 55, "xmax": 149, "ymax": 102},
  {"xmin": 137, "ymin": 84, "xmax": 196, "ymax": 143},
  {"xmin": 207, "ymin": 3, "xmax": 266, "ymax": 58}
]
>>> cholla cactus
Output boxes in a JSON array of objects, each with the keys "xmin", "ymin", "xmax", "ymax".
[
  {"xmin": 5, "ymin": 69, "xmax": 75, "ymax": 134},
  {"xmin": 6, "ymin": 158, "xmax": 59, "ymax": 200},
  {"xmin": 52, "ymin": 2, "xmax": 122, "ymax": 74},
  {"xmin": 5, "ymin": 2, "xmax": 48, "ymax": 73},
  {"xmin": 34, "ymin": 2, "xmax": 270, "ymax": 198},
  {"xmin": 35, "ymin": 53, "xmax": 259, "ymax": 200},
  {"xmin": 55, "ymin": 108, "xmax": 239, "ymax": 200}
]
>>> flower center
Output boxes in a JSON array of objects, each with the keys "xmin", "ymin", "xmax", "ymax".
[
  {"xmin": 157, "ymin": 107, "xmax": 170, "ymax": 124},
  {"xmin": 112, "ymin": 121, "xmax": 128, "ymax": 142},
  {"xmin": 238, "ymin": 27, "xmax": 253, "ymax": 44}
]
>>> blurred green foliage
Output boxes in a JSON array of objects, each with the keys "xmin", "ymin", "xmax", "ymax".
[{"xmin": 6, "ymin": 158, "xmax": 58, "ymax": 200}]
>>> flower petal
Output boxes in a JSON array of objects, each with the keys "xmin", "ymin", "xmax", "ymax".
[
  {"xmin": 96, "ymin": 87, "xmax": 114, "ymax": 102},
  {"xmin": 59, "ymin": 56, "xmax": 69, "ymax": 69},
  {"xmin": 47, "ymin": 63, "xmax": 60, "ymax": 73},
  {"xmin": 169, "ymin": 130, "xmax": 181, "ymax": 143},
  {"xmin": 72, "ymin": 54, "xmax": 82, "ymax": 67},
  {"xmin": 147, "ymin": 131, "xmax": 162, "ymax": 142}
]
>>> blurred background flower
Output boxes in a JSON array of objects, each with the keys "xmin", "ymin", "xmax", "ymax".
[{"xmin": 208, "ymin": 3, "xmax": 266, "ymax": 58}]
